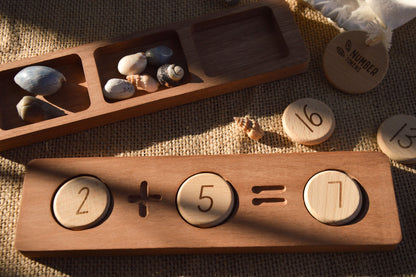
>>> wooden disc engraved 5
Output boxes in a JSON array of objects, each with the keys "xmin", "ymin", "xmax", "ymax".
[
  {"xmin": 323, "ymin": 31, "xmax": 389, "ymax": 94},
  {"xmin": 377, "ymin": 114, "xmax": 416, "ymax": 164},
  {"xmin": 52, "ymin": 176, "xmax": 112, "ymax": 230},
  {"xmin": 304, "ymin": 170, "xmax": 363, "ymax": 225},
  {"xmin": 176, "ymin": 173, "xmax": 235, "ymax": 228},
  {"xmin": 282, "ymin": 98, "xmax": 335, "ymax": 145}
]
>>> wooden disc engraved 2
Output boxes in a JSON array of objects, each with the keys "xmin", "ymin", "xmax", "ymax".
[
  {"xmin": 52, "ymin": 176, "xmax": 112, "ymax": 230},
  {"xmin": 323, "ymin": 31, "xmax": 389, "ymax": 94},
  {"xmin": 377, "ymin": 114, "xmax": 416, "ymax": 164},
  {"xmin": 282, "ymin": 98, "xmax": 335, "ymax": 145},
  {"xmin": 304, "ymin": 170, "xmax": 363, "ymax": 225}
]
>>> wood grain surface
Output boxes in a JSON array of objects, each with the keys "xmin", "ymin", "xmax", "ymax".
[
  {"xmin": 15, "ymin": 152, "xmax": 401, "ymax": 257},
  {"xmin": 0, "ymin": 0, "xmax": 308, "ymax": 152}
]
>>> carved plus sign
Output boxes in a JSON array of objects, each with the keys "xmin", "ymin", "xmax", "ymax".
[{"xmin": 128, "ymin": 181, "xmax": 161, "ymax": 217}]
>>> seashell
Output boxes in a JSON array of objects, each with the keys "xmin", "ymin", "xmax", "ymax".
[
  {"xmin": 234, "ymin": 117, "xmax": 264, "ymax": 140},
  {"xmin": 145, "ymin": 46, "xmax": 173, "ymax": 67},
  {"xmin": 103, "ymin": 78, "xmax": 136, "ymax": 100},
  {"xmin": 14, "ymin": 65, "xmax": 66, "ymax": 96},
  {"xmin": 126, "ymin": 74, "xmax": 159, "ymax": 92},
  {"xmin": 16, "ymin": 96, "xmax": 66, "ymax": 123},
  {"xmin": 117, "ymin": 52, "xmax": 147, "ymax": 75},
  {"xmin": 157, "ymin": 64, "xmax": 184, "ymax": 87}
]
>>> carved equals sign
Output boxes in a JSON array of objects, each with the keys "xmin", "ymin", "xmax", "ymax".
[{"xmin": 252, "ymin": 185, "xmax": 286, "ymax": 206}]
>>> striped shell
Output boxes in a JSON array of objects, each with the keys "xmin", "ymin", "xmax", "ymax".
[
  {"xmin": 126, "ymin": 74, "xmax": 159, "ymax": 92},
  {"xmin": 234, "ymin": 117, "xmax": 264, "ymax": 140},
  {"xmin": 157, "ymin": 64, "xmax": 184, "ymax": 87}
]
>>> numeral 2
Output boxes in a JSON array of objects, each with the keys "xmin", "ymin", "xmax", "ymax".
[{"xmin": 76, "ymin": 187, "xmax": 89, "ymax": 215}]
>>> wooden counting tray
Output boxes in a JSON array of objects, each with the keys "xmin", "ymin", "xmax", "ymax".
[
  {"xmin": 15, "ymin": 152, "xmax": 401, "ymax": 257},
  {"xmin": 0, "ymin": 0, "xmax": 309, "ymax": 151}
]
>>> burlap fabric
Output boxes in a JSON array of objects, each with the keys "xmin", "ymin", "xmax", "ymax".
[{"xmin": 1, "ymin": 0, "xmax": 415, "ymax": 276}]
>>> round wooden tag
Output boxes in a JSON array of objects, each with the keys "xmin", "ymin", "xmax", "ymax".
[
  {"xmin": 304, "ymin": 170, "xmax": 363, "ymax": 225},
  {"xmin": 377, "ymin": 114, "xmax": 416, "ymax": 164},
  {"xmin": 323, "ymin": 31, "xmax": 389, "ymax": 94},
  {"xmin": 282, "ymin": 98, "xmax": 335, "ymax": 145}
]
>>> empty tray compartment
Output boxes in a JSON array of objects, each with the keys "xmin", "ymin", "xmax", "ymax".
[
  {"xmin": 0, "ymin": 54, "xmax": 89, "ymax": 130},
  {"xmin": 192, "ymin": 6, "xmax": 289, "ymax": 77},
  {"xmin": 94, "ymin": 30, "xmax": 190, "ymax": 103}
]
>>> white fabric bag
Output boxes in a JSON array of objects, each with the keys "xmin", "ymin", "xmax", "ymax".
[{"xmin": 304, "ymin": 0, "xmax": 416, "ymax": 49}]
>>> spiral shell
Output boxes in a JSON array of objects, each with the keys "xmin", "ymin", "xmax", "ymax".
[
  {"xmin": 103, "ymin": 78, "xmax": 136, "ymax": 100},
  {"xmin": 14, "ymin": 65, "xmax": 66, "ymax": 96},
  {"xmin": 16, "ymin": 96, "xmax": 66, "ymax": 123},
  {"xmin": 145, "ymin": 46, "xmax": 173, "ymax": 67},
  {"xmin": 234, "ymin": 117, "xmax": 264, "ymax": 140},
  {"xmin": 126, "ymin": 74, "xmax": 159, "ymax": 92},
  {"xmin": 157, "ymin": 64, "xmax": 184, "ymax": 87},
  {"xmin": 117, "ymin": 52, "xmax": 147, "ymax": 75}
]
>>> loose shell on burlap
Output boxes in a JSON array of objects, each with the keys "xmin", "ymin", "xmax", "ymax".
[{"xmin": 234, "ymin": 117, "xmax": 264, "ymax": 140}]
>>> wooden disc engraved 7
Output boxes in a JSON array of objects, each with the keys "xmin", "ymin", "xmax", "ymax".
[
  {"xmin": 304, "ymin": 170, "xmax": 363, "ymax": 225},
  {"xmin": 323, "ymin": 31, "xmax": 389, "ymax": 94}
]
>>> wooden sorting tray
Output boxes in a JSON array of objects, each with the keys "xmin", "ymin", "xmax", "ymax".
[{"xmin": 0, "ymin": 0, "xmax": 309, "ymax": 151}]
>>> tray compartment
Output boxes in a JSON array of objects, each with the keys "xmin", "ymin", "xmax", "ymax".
[
  {"xmin": 192, "ymin": 6, "xmax": 289, "ymax": 77},
  {"xmin": 94, "ymin": 30, "xmax": 190, "ymax": 103},
  {"xmin": 0, "ymin": 54, "xmax": 89, "ymax": 130}
]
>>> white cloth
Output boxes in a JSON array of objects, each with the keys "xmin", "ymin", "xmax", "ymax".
[{"xmin": 304, "ymin": 0, "xmax": 416, "ymax": 49}]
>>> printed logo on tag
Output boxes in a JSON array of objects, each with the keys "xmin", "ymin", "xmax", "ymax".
[{"xmin": 323, "ymin": 31, "xmax": 388, "ymax": 94}]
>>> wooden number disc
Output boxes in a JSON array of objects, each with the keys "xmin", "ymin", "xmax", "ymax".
[
  {"xmin": 176, "ymin": 173, "xmax": 235, "ymax": 228},
  {"xmin": 323, "ymin": 30, "xmax": 389, "ymax": 94},
  {"xmin": 377, "ymin": 114, "xmax": 416, "ymax": 164},
  {"xmin": 52, "ymin": 176, "xmax": 112, "ymax": 230},
  {"xmin": 282, "ymin": 98, "xmax": 335, "ymax": 145},
  {"xmin": 304, "ymin": 170, "xmax": 363, "ymax": 225}
]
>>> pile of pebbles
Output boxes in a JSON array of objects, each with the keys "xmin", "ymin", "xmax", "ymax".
[{"xmin": 104, "ymin": 46, "xmax": 185, "ymax": 100}]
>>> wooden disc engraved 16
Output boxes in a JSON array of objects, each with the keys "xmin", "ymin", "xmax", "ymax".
[
  {"xmin": 323, "ymin": 30, "xmax": 389, "ymax": 94},
  {"xmin": 52, "ymin": 176, "xmax": 112, "ymax": 230},
  {"xmin": 282, "ymin": 98, "xmax": 335, "ymax": 145}
]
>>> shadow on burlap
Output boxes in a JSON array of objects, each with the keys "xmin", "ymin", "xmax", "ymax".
[{"xmin": 1, "ymin": 0, "xmax": 415, "ymax": 276}]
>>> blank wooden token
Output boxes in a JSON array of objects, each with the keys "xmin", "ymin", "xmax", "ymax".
[
  {"xmin": 304, "ymin": 170, "xmax": 363, "ymax": 225},
  {"xmin": 282, "ymin": 98, "xmax": 335, "ymax": 145},
  {"xmin": 176, "ymin": 173, "xmax": 235, "ymax": 228},
  {"xmin": 52, "ymin": 176, "xmax": 112, "ymax": 230},
  {"xmin": 377, "ymin": 114, "xmax": 416, "ymax": 164},
  {"xmin": 323, "ymin": 30, "xmax": 389, "ymax": 94}
]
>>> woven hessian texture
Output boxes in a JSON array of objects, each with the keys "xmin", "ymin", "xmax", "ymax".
[{"xmin": 1, "ymin": 0, "xmax": 415, "ymax": 276}]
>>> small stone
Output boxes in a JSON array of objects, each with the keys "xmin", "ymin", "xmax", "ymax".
[
  {"xmin": 117, "ymin": 52, "xmax": 147, "ymax": 76},
  {"xmin": 16, "ymin": 96, "xmax": 66, "ymax": 123},
  {"xmin": 14, "ymin": 65, "xmax": 66, "ymax": 96},
  {"xmin": 103, "ymin": 78, "xmax": 136, "ymax": 100},
  {"xmin": 145, "ymin": 46, "xmax": 173, "ymax": 67}
]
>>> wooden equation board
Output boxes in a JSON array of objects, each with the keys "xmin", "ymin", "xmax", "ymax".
[
  {"xmin": 15, "ymin": 152, "xmax": 401, "ymax": 257},
  {"xmin": 0, "ymin": 0, "xmax": 309, "ymax": 151}
]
